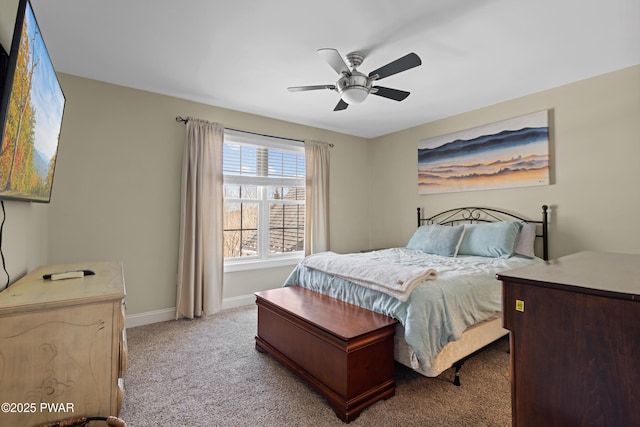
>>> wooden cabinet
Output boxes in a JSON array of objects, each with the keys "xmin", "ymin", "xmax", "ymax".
[
  {"xmin": 498, "ymin": 251, "xmax": 640, "ymax": 427},
  {"xmin": 0, "ymin": 261, "xmax": 126, "ymax": 427}
]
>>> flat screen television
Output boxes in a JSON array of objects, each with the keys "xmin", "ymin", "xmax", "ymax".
[{"xmin": 0, "ymin": 0, "xmax": 65, "ymax": 203}]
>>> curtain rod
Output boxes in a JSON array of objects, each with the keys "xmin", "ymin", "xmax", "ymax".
[{"xmin": 175, "ymin": 116, "xmax": 333, "ymax": 147}]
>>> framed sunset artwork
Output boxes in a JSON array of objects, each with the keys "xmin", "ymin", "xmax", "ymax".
[{"xmin": 417, "ymin": 110, "xmax": 550, "ymax": 194}]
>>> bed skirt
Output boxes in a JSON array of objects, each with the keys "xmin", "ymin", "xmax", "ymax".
[{"xmin": 394, "ymin": 312, "xmax": 508, "ymax": 377}]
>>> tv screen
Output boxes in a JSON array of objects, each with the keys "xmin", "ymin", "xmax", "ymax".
[{"xmin": 0, "ymin": 0, "xmax": 65, "ymax": 203}]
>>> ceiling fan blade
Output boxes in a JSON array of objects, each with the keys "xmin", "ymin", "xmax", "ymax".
[
  {"xmin": 288, "ymin": 85, "xmax": 335, "ymax": 92},
  {"xmin": 372, "ymin": 86, "xmax": 411, "ymax": 101},
  {"xmin": 368, "ymin": 53, "xmax": 422, "ymax": 80},
  {"xmin": 318, "ymin": 48, "xmax": 350, "ymax": 75},
  {"xmin": 333, "ymin": 99, "xmax": 349, "ymax": 111}
]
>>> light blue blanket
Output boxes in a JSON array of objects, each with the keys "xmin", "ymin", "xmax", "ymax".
[{"xmin": 283, "ymin": 248, "xmax": 540, "ymax": 370}]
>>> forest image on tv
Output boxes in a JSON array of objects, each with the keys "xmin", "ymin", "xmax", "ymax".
[{"xmin": 0, "ymin": 2, "xmax": 64, "ymax": 202}]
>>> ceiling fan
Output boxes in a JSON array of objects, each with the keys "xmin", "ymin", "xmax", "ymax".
[{"xmin": 288, "ymin": 48, "xmax": 422, "ymax": 111}]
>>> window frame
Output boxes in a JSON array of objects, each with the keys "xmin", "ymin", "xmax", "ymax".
[{"xmin": 223, "ymin": 130, "xmax": 305, "ymax": 272}]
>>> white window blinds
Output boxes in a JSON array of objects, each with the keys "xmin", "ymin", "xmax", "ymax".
[{"xmin": 223, "ymin": 130, "xmax": 304, "ymax": 187}]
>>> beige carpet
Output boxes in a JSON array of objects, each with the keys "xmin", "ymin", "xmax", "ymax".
[{"xmin": 119, "ymin": 304, "xmax": 511, "ymax": 426}]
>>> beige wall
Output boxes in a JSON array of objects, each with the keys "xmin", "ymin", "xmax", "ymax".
[
  {"xmin": 369, "ymin": 65, "xmax": 640, "ymax": 259},
  {"xmin": 48, "ymin": 75, "xmax": 370, "ymax": 316},
  {"xmin": 50, "ymin": 66, "xmax": 638, "ymax": 318},
  {"xmin": 2, "ymin": 0, "xmax": 638, "ymax": 316}
]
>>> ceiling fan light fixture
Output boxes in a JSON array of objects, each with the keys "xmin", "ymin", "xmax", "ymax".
[
  {"xmin": 290, "ymin": 48, "xmax": 422, "ymax": 110},
  {"xmin": 336, "ymin": 73, "xmax": 371, "ymax": 104},
  {"xmin": 340, "ymin": 86, "xmax": 369, "ymax": 104}
]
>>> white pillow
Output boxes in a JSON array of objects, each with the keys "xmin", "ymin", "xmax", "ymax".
[{"xmin": 514, "ymin": 222, "xmax": 537, "ymax": 258}]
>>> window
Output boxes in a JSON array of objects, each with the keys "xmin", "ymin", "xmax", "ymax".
[{"xmin": 223, "ymin": 130, "xmax": 305, "ymax": 269}]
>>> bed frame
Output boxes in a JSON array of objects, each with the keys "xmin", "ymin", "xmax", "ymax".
[
  {"xmin": 417, "ymin": 205, "xmax": 549, "ymax": 261},
  {"xmin": 397, "ymin": 205, "xmax": 549, "ymax": 385}
]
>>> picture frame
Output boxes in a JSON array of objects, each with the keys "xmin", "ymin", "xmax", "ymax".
[{"xmin": 418, "ymin": 110, "xmax": 550, "ymax": 194}]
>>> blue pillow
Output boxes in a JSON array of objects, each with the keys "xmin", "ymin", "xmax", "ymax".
[
  {"xmin": 457, "ymin": 221, "xmax": 523, "ymax": 258},
  {"xmin": 406, "ymin": 224, "xmax": 465, "ymax": 257}
]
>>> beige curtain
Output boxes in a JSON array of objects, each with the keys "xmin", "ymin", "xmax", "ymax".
[
  {"xmin": 304, "ymin": 140, "xmax": 330, "ymax": 255},
  {"xmin": 176, "ymin": 118, "xmax": 224, "ymax": 319}
]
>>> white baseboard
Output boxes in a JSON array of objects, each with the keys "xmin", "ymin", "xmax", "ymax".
[
  {"xmin": 125, "ymin": 307, "xmax": 175, "ymax": 328},
  {"xmin": 125, "ymin": 294, "xmax": 256, "ymax": 328},
  {"xmin": 221, "ymin": 294, "xmax": 256, "ymax": 310}
]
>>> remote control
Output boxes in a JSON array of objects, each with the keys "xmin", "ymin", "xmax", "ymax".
[{"xmin": 43, "ymin": 270, "xmax": 96, "ymax": 280}]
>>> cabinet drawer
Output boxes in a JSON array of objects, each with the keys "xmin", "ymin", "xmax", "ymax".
[{"xmin": 0, "ymin": 302, "xmax": 114, "ymax": 426}]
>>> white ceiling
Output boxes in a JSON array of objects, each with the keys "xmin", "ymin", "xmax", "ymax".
[{"xmin": 30, "ymin": 0, "xmax": 640, "ymax": 139}]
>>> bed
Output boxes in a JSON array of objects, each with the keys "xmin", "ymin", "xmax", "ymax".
[{"xmin": 283, "ymin": 205, "xmax": 549, "ymax": 384}]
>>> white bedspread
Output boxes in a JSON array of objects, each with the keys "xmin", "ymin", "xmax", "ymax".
[{"xmin": 300, "ymin": 251, "xmax": 437, "ymax": 302}]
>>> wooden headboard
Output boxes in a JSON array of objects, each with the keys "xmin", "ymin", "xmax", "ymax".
[{"xmin": 417, "ymin": 205, "xmax": 549, "ymax": 260}]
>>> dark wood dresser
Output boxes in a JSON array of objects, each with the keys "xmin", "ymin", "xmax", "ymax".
[
  {"xmin": 255, "ymin": 286, "xmax": 397, "ymax": 423},
  {"xmin": 498, "ymin": 251, "xmax": 640, "ymax": 427}
]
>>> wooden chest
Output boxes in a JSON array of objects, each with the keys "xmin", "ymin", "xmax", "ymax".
[{"xmin": 255, "ymin": 286, "xmax": 398, "ymax": 423}]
